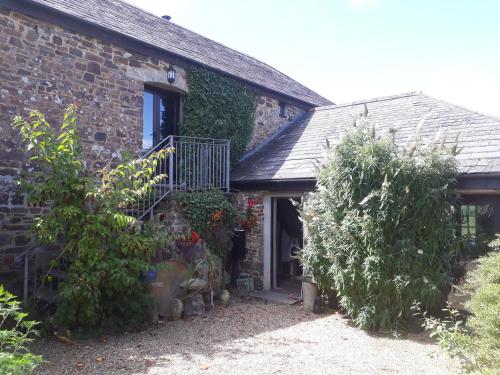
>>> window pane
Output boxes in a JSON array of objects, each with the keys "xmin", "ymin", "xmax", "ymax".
[
  {"xmin": 160, "ymin": 96, "xmax": 168, "ymax": 141},
  {"xmin": 142, "ymin": 91, "xmax": 154, "ymax": 150}
]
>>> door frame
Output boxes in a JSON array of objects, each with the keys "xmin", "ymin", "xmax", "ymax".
[{"xmin": 263, "ymin": 192, "xmax": 305, "ymax": 290}]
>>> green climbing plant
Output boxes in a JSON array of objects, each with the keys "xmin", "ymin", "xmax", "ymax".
[
  {"xmin": 183, "ymin": 66, "xmax": 256, "ymax": 165},
  {"xmin": 173, "ymin": 190, "xmax": 237, "ymax": 260}
]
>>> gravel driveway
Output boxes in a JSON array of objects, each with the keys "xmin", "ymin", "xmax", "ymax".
[{"xmin": 32, "ymin": 298, "xmax": 459, "ymax": 374}]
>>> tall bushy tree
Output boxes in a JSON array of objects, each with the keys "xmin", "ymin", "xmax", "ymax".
[
  {"xmin": 13, "ymin": 107, "xmax": 172, "ymax": 330},
  {"xmin": 301, "ymin": 111, "xmax": 459, "ymax": 330}
]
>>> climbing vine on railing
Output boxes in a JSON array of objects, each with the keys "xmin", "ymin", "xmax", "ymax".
[
  {"xmin": 173, "ymin": 190, "xmax": 237, "ymax": 260},
  {"xmin": 182, "ymin": 66, "xmax": 256, "ymax": 165}
]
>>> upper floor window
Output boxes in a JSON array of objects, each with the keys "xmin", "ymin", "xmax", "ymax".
[
  {"xmin": 278, "ymin": 101, "xmax": 287, "ymax": 118},
  {"xmin": 142, "ymin": 86, "xmax": 181, "ymax": 150}
]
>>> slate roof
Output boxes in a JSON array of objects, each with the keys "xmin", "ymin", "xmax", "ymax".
[
  {"xmin": 232, "ymin": 92, "xmax": 500, "ymax": 182},
  {"xmin": 25, "ymin": 0, "xmax": 332, "ymax": 107}
]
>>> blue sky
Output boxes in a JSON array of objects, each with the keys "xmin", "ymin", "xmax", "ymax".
[{"xmin": 125, "ymin": 0, "xmax": 500, "ymax": 116}]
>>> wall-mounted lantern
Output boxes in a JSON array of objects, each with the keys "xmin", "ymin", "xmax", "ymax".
[{"xmin": 167, "ymin": 66, "xmax": 176, "ymax": 84}]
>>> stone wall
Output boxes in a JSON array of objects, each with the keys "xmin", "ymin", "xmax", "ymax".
[
  {"xmin": 0, "ymin": 8, "xmax": 188, "ymax": 271},
  {"xmin": 0, "ymin": 6, "xmax": 307, "ymax": 279},
  {"xmin": 248, "ymin": 96, "xmax": 303, "ymax": 150},
  {"xmin": 234, "ymin": 191, "xmax": 266, "ymax": 274}
]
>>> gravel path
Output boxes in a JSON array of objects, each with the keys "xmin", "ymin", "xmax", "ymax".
[{"xmin": 32, "ymin": 298, "xmax": 459, "ymax": 375}]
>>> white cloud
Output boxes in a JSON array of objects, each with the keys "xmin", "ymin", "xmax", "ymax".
[{"xmin": 348, "ymin": 0, "xmax": 380, "ymax": 10}]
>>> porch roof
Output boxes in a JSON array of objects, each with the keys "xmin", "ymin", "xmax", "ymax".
[
  {"xmin": 22, "ymin": 0, "xmax": 332, "ymax": 107},
  {"xmin": 232, "ymin": 92, "xmax": 500, "ymax": 183}
]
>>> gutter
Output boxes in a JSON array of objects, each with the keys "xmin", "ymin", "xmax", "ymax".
[
  {"xmin": 231, "ymin": 178, "xmax": 316, "ymax": 192},
  {"xmin": 232, "ymin": 173, "xmax": 500, "ymax": 194}
]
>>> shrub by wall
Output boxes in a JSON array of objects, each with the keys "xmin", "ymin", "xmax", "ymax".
[
  {"xmin": 182, "ymin": 66, "xmax": 256, "ymax": 165},
  {"xmin": 421, "ymin": 240, "xmax": 500, "ymax": 374},
  {"xmin": 13, "ymin": 107, "xmax": 172, "ymax": 330},
  {"xmin": 301, "ymin": 113, "xmax": 459, "ymax": 330},
  {"xmin": 173, "ymin": 190, "xmax": 237, "ymax": 261}
]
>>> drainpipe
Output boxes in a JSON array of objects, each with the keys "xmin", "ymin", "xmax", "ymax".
[{"xmin": 226, "ymin": 140, "xmax": 231, "ymax": 193}]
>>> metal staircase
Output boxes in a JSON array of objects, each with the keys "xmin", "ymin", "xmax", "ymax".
[{"xmin": 133, "ymin": 135, "xmax": 231, "ymax": 220}]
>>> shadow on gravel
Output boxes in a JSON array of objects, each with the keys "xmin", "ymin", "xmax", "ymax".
[{"xmin": 32, "ymin": 296, "xmax": 325, "ymax": 374}]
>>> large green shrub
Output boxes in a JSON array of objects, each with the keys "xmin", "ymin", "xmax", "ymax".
[
  {"xmin": 173, "ymin": 190, "xmax": 236, "ymax": 260},
  {"xmin": 13, "ymin": 107, "xmax": 171, "ymax": 330},
  {"xmin": 301, "ymin": 113, "xmax": 459, "ymax": 330},
  {"xmin": 463, "ymin": 243, "xmax": 500, "ymax": 372},
  {"xmin": 424, "ymin": 237, "xmax": 500, "ymax": 374},
  {"xmin": 0, "ymin": 285, "xmax": 42, "ymax": 374},
  {"xmin": 183, "ymin": 66, "xmax": 256, "ymax": 165},
  {"xmin": 421, "ymin": 241, "xmax": 500, "ymax": 374}
]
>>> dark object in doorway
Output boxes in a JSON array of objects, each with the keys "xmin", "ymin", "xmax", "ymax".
[
  {"xmin": 232, "ymin": 229, "xmax": 247, "ymax": 259},
  {"xmin": 230, "ymin": 229, "xmax": 247, "ymax": 286},
  {"xmin": 313, "ymin": 296, "xmax": 321, "ymax": 314}
]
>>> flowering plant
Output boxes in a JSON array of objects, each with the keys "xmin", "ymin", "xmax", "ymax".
[
  {"xmin": 178, "ymin": 230, "xmax": 201, "ymax": 248},
  {"xmin": 241, "ymin": 198, "xmax": 257, "ymax": 231},
  {"xmin": 211, "ymin": 210, "xmax": 224, "ymax": 223}
]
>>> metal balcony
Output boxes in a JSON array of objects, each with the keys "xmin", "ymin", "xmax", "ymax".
[{"xmin": 133, "ymin": 135, "xmax": 231, "ymax": 220}]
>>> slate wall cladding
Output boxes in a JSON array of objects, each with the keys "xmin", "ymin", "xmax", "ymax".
[
  {"xmin": 0, "ymin": 8, "xmax": 305, "ymax": 270},
  {"xmin": 234, "ymin": 191, "xmax": 265, "ymax": 274}
]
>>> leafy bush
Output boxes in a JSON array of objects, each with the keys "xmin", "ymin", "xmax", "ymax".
[
  {"xmin": 0, "ymin": 285, "xmax": 42, "ymax": 374},
  {"xmin": 13, "ymin": 107, "xmax": 172, "ymax": 330},
  {"xmin": 173, "ymin": 190, "xmax": 236, "ymax": 260},
  {"xmin": 183, "ymin": 66, "xmax": 256, "ymax": 165},
  {"xmin": 301, "ymin": 112, "xmax": 459, "ymax": 330},
  {"xmin": 420, "ymin": 243, "xmax": 500, "ymax": 374}
]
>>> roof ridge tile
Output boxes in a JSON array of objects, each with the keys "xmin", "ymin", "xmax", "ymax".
[{"xmin": 313, "ymin": 91, "xmax": 422, "ymax": 111}]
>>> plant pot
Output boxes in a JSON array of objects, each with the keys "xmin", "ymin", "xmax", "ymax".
[
  {"xmin": 171, "ymin": 298, "xmax": 183, "ymax": 320},
  {"xmin": 220, "ymin": 289, "xmax": 230, "ymax": 306},
  {"xmin": 302, "ymin": 280, "xmax": 318, "ymax": 312}
]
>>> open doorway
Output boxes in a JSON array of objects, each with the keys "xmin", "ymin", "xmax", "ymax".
[{"xmin": 271, "ymin": 197, "xmax": 303, "ymax": 294}]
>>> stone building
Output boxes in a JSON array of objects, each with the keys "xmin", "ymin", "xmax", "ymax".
[
  {"xmin": 0, "ymin": 0, "xmax": 330, "ymax": 285},
  {"xmin": 232, "ymin": 93, "xmax": 500, "ymax": 289},
  {"xmin": 2, "ymin": 0, "xmax": 500, "ymax": 295}
]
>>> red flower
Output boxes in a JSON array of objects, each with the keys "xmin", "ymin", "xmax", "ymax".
[
  {"xmin": 191, "ymin": 230, "xmax": 201, "ymax": 243},
  {"xmin": 247, "ymin": 198, "xmax": 255, "ymax": 209}
]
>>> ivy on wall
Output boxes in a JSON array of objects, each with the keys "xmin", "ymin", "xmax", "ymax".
[{"xmin": 182, "ymin": 66, "xmax": 256, "ymax": 165}]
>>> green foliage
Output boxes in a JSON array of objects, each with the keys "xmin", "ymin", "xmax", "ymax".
[
  {"xmin": 183, "ymin": 66, "xmax": 256, "ymax": 165},
  {"xmin": 13, "ymin": 107, "xmax": 172, "ymax": 330},
  {"xmin": 0, "ymin": 285, "xmax": 42, "ymax": 375},
  {"xmin": 301, "ymin": 113, "xmax": 459, "ymax": 330},
  {"xmin": 173, "ymin": 190, "xmax": 236, "ymax": 260},
  {"xmin": 420, "ymin": 242, "xmax": 500, "ymax": 374}
]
